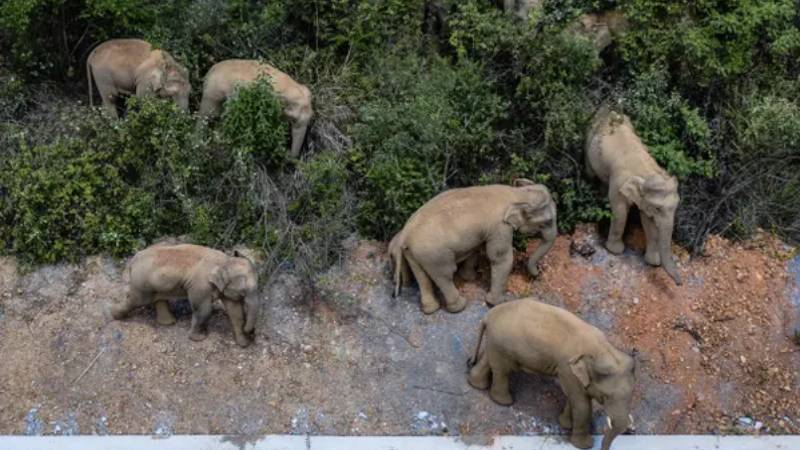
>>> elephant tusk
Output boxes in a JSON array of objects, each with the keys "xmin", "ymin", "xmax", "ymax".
[
  {"xmin": 606, "ymin": 416, "xmax": 612, "ymax": 429},
  {"xmin": 629, "ymin": 414, "xmax": 635, "ymax": 431}
]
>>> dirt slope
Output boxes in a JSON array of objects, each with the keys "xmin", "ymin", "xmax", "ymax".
[{"xmin": 0, "ymin": 225, "xmax": 797, "ymax": 438}]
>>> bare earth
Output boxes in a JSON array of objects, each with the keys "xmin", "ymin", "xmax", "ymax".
[{"xmin": 0, "ymin": 225, "xmax": 798, "ymax": 439}]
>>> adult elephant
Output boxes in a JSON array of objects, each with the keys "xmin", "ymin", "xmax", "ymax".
[
  {"xmin": 468, "ymin": 297, "xmax": 635, "ymax": 450},
  {"xmin": 389, "ymin": 179, "xmax": 557, "ymax": 314},
  {"xmin": 199, "ymin": 59, "xmax": 313, "ymax": 158},
  {"xmin": 585, "ymin": 106, "xmax": 682, "ymax": 285},
  {"xmin": 87, "ymin": 39, "xmax": 190, "ymax": 117}
]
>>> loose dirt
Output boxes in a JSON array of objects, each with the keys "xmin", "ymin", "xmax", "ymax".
[{"xmin": 0, "ymin": 225, "xmax": 797, "ymax": 438}]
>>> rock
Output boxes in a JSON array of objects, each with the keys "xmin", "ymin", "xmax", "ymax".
[{"xmin": 570, "ymin": 239, "xmax": 596, "ymax": 259}]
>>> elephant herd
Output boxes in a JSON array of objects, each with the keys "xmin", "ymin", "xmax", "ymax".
[
  {"xmin": 109, "ymin": 104, "xmax": 680, "ymax": 450},
  {"xmin": 86, "ymin": 38, "xmax": 313, "ymax": 157},
  {"xmin": 98, "ymin": 11, "xmax": 677, "ymax": 450}
]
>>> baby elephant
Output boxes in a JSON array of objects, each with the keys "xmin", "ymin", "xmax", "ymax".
[
  {"xmin": 389, "ymin": 180, "xmax": 556, "ymax": 314},
  {"xmin": 468, "ymin": 298, "xmax": 635, "ymax": 450},
  {"xmin": 111, "ymin": 244, "xmax": 259, "ymax": 347}
]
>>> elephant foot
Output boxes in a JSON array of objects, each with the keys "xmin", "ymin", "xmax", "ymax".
[
  {"xmin": 109, "ymin": 304, "xmax": 129, "ymax": 320},
  {"xmin": 467, "ymin": 372, "xmax": 490, "ymax": 390},
  {"xmin": 489, "ymin": 388, "xmax": 514, "ymax": 406},
  {"xmin": 420, "ymin": 299, "xmax": 441, "ymax": 315},
  {"xmin": 445, "ymin": 296, "xmax": 467, "ymax": 313},
  {"xmin": 644, "ymin": 250, "xmax": 661, "ymax": 266},
  {"xmin": 234, "ymin": 335, "xmax": 252, "ymax": 348},
  {"xmin": 485, "ymin": 293, "xmax": 503, "ymax": 307},
  {"xmin": 458, "ymin": 267, "xmax": 478, "ymax": 282},
  {"xmin": 156, "ymin": 311, "xmax": 177, "ymax": 326},
  {"xmin": 605, "ymin": 239, "xmax": 625, "ymax": 255},
  {"xmin": 569, "ymin": 433, "xmax": 593, "ymax": 449},
  {"xmin": 559, "ymin": 410, "xmax": 573, "ymax": 429},
  {"xmin": 189, "ymin": 330, "xmax": 208, "ymax": 342}
]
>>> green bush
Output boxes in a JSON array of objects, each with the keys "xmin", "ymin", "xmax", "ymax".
[
  {"xmin": 220, "ymin": 76, "xmax": 289, "ymax": 169},
  {"xmin": 622, "ymin": 68, "xmax": 715, "ymax": 180},
  {"xmin": 1, "ymin": 138, "xmax": 157, "ymax": 263},
  {"xmin": 352, "ymin": 54, "xmax": 507, "ymax": 239}
]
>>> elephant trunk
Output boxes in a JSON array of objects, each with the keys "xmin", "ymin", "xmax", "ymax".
[
  {"xmin": 657, "ymin": 222, "xmax": 681, "ymax": 285},
  {"xmin": 176, "ymin": 94, "xmax": 189, "ymax": 113},
  {"xmin": 243, "ymin": 292, "xmax": 259, "ymax": 334},
  {"xmin": 601, "ymin": 410, "xmax": 634, "ymax": 450},
  {"xmin": 290, "ymin": 119, "xmax": 309, "ymax": 158}
]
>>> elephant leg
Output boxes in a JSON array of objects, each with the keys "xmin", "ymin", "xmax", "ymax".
[
  {"xmin": 111, "ymin": 289, "xmax": 153, "ymax": 320},
  {"xmin": 640, "ymin": 214, "xmax": 661, "ymax": 266},
  {"xmin": 558, "ymin": 371, "xmax": 594, "ymax": 449},
  {"xmin": 154, "ymin": 299, "xmax": 177, "ymax": 325},
  {"xmin": 486, "ymin": 238, "xmax": 513, "ymax": 306},
  {"xmin": 424, "ymin": 254, "xmax": 467, "ymax": 313},
  {"xmin": 468, "ymin": 347, "xmax": 491, "ymax": 390},
  {"xmin": 606, "ymin": 197, "xmax": 629, "ymax": 255},
  {"xmin": 93, "ymin": 73, "xmax": 120, "ymax": 118},
  {"xmin": 222, "ymin": 299, "xmax": 251, "ymax": 348},
  {"xmin": 404, "ymin": 252, "xmax": 441, "ymax": 314},
  {"xmin": 488, "ymin": 351, "xmax": 514, "ymax": 406},
  {"xmin": 188, "ymin": 292, "xmax": 213, "ymax": 342},
  {"xmin": 457, "ymin": 251, "xmax": 479, "ymax": 281},
  {"xmin": 559, "ymin": 402, "xmax": 573, "ymax": 429}
]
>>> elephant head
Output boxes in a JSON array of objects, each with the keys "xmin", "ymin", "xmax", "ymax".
[
  {"xmin": 570, "ymin": 349, "xmax": 635, "ymax": 450},
  {"xmin": 620, "ymin": 174, "xmax": 682, "ymax": 285},
  {"xmin": 137, "ymin": 50, "xmax": 191, "ymax": 113},
  {"xmin": 507, "ymin": 179, "xmax": 558, "ymax": 276},
  {"xmin": 210, "ymin": 251, "xmax": 260, "ymax": 333}
]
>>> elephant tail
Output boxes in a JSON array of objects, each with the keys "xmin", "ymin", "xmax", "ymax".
[
  {"xmin": 389, "ymin": 233, "xmax": 406, "ymax": 298},
  {"xmin": 468, "ymin": 318, "xmax": 487, "ymax": 368},
  {"xmin": 86, "ymin": 51, "xmax": 94, "ymax": 107}
]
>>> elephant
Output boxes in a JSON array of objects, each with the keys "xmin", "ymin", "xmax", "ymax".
[
  {"xmin": 110, "ymin": 244, "xmax": 259, "ymax": 348},
  {"xmin": 199, "ymin": 59, "xmax": 313, "ymax": 158},
  {"xmin": 585, "ymin": 106, "xmax": 682, "ymax": 285},
  {"xmin": 86, "ymin": 39, "xmax": 190, "ymax": 117},
  {"xmin": 468, "ymin": 298, "xmax": 635, "ymax": 450},
  {"xmin": 389, "ymin": 179, "xmax": 557, "ymax": 314},
  {"xmin": 569, "ymin": 10, "xmax": 629, "ymax": 52}
]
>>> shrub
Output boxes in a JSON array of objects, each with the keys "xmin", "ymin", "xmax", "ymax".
[
  {"xmin": 621, "ymin": 68, "xmax": 716, "ymax": 180},
  {"xmin": 351, "ymin": 54, "xmax": 507, "ymax": 239},
  {"xmin": 220, "ymin": 76, "xmax": 289, "ymax": 169},
  {"xmin": 1, "ymin": 138, "xmax": 157, "ymax": 263}
]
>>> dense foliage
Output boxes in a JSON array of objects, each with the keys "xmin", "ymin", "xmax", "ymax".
[{"xmin": 1, "ymin": 0, "xmax": 799, "ymax": 269}]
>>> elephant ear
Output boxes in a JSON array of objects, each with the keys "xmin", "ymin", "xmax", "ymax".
[
  {"xmin": 512, "ymin": 178, "xmax": 536, "ymax": 187},
  {"xmin": 209, "ymin": 265, "xmax": 229, "ymax": 292},
  {"xmin": 503, "ymin": 202, "xmax": 533, "ymax": 230},
  {"xmin": 569, "ymin": 355, "xmax": 593, "ymax": 388},
  {"xmin": 619, "ymin": 176, "xmax": 645, "ymax": 206}
]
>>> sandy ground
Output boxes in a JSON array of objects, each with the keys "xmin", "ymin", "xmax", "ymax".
[{"xmin": 0, "ymin": 225, "xmax": 798, "ymax": 438}]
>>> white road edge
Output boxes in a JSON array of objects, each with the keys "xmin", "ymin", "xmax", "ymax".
[{"xmin": 1, "ymin": 435, "xmax": 799, "ymax": 450}]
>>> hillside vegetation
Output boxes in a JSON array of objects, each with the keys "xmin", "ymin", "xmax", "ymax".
[{"xmin": 1, "ymin": 0, "xmax": 799, "ymax": 277}]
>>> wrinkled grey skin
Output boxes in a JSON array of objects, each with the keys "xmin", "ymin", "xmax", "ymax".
[
  {"xmin": 87, "ymin": 39, "xmax": 190, "ymax": 116},
  {"xmin": 389, "ymin": 179, "xmax": 557, "ymax": 313},
  {"xmin": 468, "ymin": 298, "xmax": 635, "ymax": 450},
  {"xmin": 585, "ymin": 106, "xmax": 682, "ymax": 285},
  {"xmin": 111, "ymin": 244, "xmax": 259, "ymax": 347}
]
